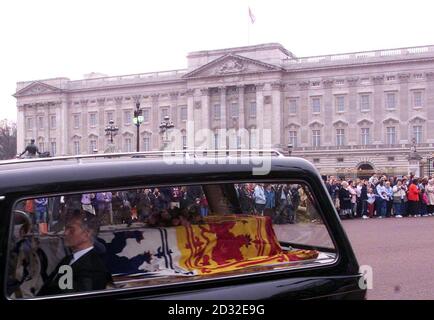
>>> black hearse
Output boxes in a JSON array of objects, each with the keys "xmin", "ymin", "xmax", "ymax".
[{"xmin": 0, "ymin": 150, "xmax": 366, "ymax": 300}]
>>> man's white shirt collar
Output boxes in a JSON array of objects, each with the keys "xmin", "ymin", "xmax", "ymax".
[{"xmin": 70, "ymin": 246, "xmax": 94, "ymax": 265}]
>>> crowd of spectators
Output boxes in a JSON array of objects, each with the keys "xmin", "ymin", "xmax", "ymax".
[
  {"xmin": 23, "ymin": 172, "xmax": 432, "ymax": 235},
  {"xmin": 325, "ymin": 173, "xmax": 434, "ymax": 219},
  {"xmin": 19, "ymin": 182, "xmax": 318, "ymax": 234}
]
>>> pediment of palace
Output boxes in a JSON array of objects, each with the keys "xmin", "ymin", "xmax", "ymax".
[
  {"xmin": 183, "ymin": 54, "xmax": 282, "ymax": 79},
  {"xmin": 14, "ymin": 81, "xmax": 63, "ymax": 97}
]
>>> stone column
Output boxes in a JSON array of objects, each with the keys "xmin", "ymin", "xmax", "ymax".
[
  {"xmin": 398, "ymin": 73, "xmax": 410, "ymax": 141},
  {"xmin": 60, "ymin": 99, "xmax": 68, "ymax": 155},
  {"xmin": 298, "ymin": 81, "xmax": 309, "ymax": 146},
  {"xmin": 169, "ymin": 92, "xmax": 179, "ymax": 149},
  {"xmin": 94, "ymin": 98, "xmax": 105, "ymax": 152},
  {"xmin": 347, "ymin": 77, "xmax": 359, "ymax": 144},
  {"xmin": 169, "ymin": 92, "xmax": 178, "ymax": 126},
  {"xmin": 113, "ymin": 97, "xmax": 123, "ymax": 150},
  {"xmin": 372, "ymin": 75, "xmax": 384, "ymax": 143},
  {"xmin": 16, "ymin": 104, "xmax": 25, "ymax": 153},
  {"xmin": 219, "ymin": 86, "xmax": 227, "ymax": 131},
  {"xmin": 200, "ymin": 88, "xmax": 209, "ymax": 129},
  {"xmin": 255, "ymin": 83, "xmax": 265, "ymax": 147},
  {"xmin": 82, "ymin": 100, "xmax": 89, "ymax": 153},
  {"xmin": 237, "ymin": 85, "xmax": 245, "ymax": 130},
  {"xmin": 95, "ymin": 98, "xmax": 105, "ymax": 152},
  {"xmin": 200, "ymin": 88, "xmax": 211, "ymax": 149},
  {"xmin": 151, "ymin": 94, "xmax": 160, "ymax": 150},
  {"xmin": 322, "ymin": 79, "xmax": 334, "ymax": 145},
  {"xmin": 271, "ymin": 82, "xmax": 283, "ymax": 148},
  {"xmin": 186, "ymin": 89, "xmax": 195, "ymax": 149},
  {"xmin": 218, "ymin": 86, "xmax": 227, "ymax": 149},
  {"xmin": 425, "ymin": 72, "xmax": 434, "ymax": 141}
]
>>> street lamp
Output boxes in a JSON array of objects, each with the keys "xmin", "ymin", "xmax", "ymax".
[
  {"xmin": 104, "ymin": 119, "xmax": 119, "ymax": 144},
  {"xmin": 133, "ymin": 102, "xmax": 144, "ymax": 152},
  {"xmin": 159, "ymin": 115, "xmax": 175, "ymax": 150}
]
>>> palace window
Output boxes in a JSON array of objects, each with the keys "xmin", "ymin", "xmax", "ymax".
[
  {"xmin": 311, "ymin": 97, "xmax": 321, "ymax": 113},
  {"xmin": 385, "ymin": 92, "xmax": 396, "ymax": 110},
  {"xmin": 73, "ymin": 114, "xmax": 81, "ymax": 129},
  {"xmin": 161, "ymin": 108, "xmax": 169, "ymax": 121},
  {"xmin": 360, "ymin": 94, "xmax": 370, "ymax": 111},
  {"xmin": 143, "ymin": 136, "xmax": 150, "ymax": 151},
  {"xmin": 50, "ymin": 115, "xmax": 57, "ymax": 129},
  {"xmin": 74, "ymin": 141, "xmax": 80, "ymax": 155},
  {"xmin": 250, "ymin": 101, "xmax": 257, "ymax": 118},
  {"xmin": 213, "ymin": 104, "xmax": 221, "ymax": 120},
  {"xmin": 26, "ymin": 117, "xmax": 33, "ymax": 131},
  {"xmin": 89, "ymin": 113, "xmax": 97, "ymax": 127},
  {"xmin": 335, "ymin": 96, "xmax": 345, "ymax": 113},
  {"xmin": 289, "ymin": 131, "xmax": 297, "ymax": 148},
  {"xmin": 413, "ymin": 125, "xmax": 422, "ymax": 144},
  {"xmin": 231, "ymin": 102, "xmax": 239, "ymax": 118},
  {"xmin": 386, "ymin": 127, "xmax": 396, "ymax": 145},
  {"xmin": 312, "ymin": 130, "xmax": 321, "ymax": 147},
  {"xmin": 361, "ymin": 128, "xmax": 370, "ymax": 145},
  {"xmin": 89, "ymin": 140, "xmax": 97, "ymax": 154},
  {"xmin": 50, "ymin": 141, "xmax": 56, "ymax": 156},
  {"xmin": 124, "ymin": 138, "xmax": 132, "ymax": 152},
  {"xmin": 124, "ymin": 110, "xmax": 132, "ymax": 125},
  {"xmin": 336, "ymin": 129, "xmax": 345, "ymax": 146},
  {"xmin": 180, "ymin": 106, "xmax": 187, "ymax": 121},
  {"xmin": 106, "ymin": 112, "xmax": 114, "ymax": 123},
  {"xmin": 38, "ymin": 116, "xmax": 44, "ymax": 130},
  {"xmin": 288, "ymin": 99, "xmax": 297, "ymax": 114},
  {"xmin": 143, "ymin": 109, "xmax": 150, "ymax": 123},
  {"xmin": 413, "ymin": 91, "xmax": 423, "ymax": 108}
]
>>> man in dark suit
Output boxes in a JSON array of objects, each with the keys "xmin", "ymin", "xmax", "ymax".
[{"xmin": 37, "ymin": 209, "xmax": 112, "ymax": 296}]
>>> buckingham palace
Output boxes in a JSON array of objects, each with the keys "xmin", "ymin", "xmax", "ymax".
[{"xmin": 13, "ymin": 43, "xmax": 434, "ymax": 177}]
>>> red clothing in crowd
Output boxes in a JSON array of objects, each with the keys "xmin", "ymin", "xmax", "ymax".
[{"xmin": 407, "ymin": 184, "xmax": 420, "ymax": 201}]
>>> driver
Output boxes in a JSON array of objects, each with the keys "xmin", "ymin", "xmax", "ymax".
[{"xmin": 37, "ymin": 209, "xmax": 112, "ymax": 296}]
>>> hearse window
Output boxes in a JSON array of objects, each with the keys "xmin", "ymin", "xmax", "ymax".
[{"xmin": 7, "ymin": 182, "xmax": 336, "ymax": 299}]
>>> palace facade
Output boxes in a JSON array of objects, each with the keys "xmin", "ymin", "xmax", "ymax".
[{"xmin": 14, "ymin": 43, "xmax": 434, "ymax": 177}]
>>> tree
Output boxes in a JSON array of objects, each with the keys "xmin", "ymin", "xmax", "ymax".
[{"xmin": 0, "ymin": 119, "xmax": 17, "ymax": 160}]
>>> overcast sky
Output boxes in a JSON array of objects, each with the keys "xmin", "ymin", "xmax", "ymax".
[{"xmin": 1, "ymin": 0, "xmax": 433, "ymax": 121}]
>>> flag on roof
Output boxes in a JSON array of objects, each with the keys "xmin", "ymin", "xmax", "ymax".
[{"xmin": 249, "ymin": 7, "xmax": 256, "ymax": 24}]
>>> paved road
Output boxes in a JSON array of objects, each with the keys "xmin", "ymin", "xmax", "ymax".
[{"xmin": 342, "ymin": 217, "xmax": 434, "ymax": 300}]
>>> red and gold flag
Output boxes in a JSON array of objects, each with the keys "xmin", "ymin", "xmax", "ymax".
[{"xmin": 176, "ymin": 215, "xmax": 318, "ymax": 275}]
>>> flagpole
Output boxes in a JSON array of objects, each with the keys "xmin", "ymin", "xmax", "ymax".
[
  {"xmin": 248, "ymin": 10, "xmax": 250, "ymax": 45},
  {"xmin": 247, "ymin": 4, "xmax": 255, "ymax": 45}
]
